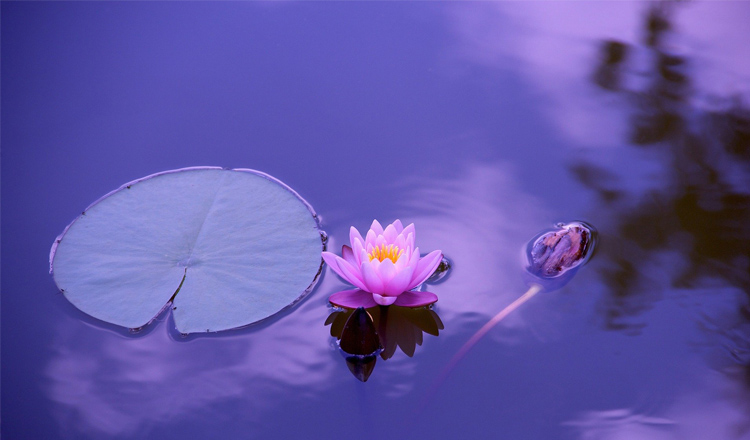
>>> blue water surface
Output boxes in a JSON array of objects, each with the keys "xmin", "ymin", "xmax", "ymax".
[{"xmin": 3, "ymin": 2, "xmax": 750, "ymax": 439}]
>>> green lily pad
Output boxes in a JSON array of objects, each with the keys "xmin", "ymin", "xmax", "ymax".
[{"xmin": 50, "ymin": 167, "xmax": 324, "ymax": 334}]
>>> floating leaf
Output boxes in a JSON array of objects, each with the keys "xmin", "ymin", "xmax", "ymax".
[{"xmin": 50, "ymin": 167, "xmax": 324, "ymax": 334}]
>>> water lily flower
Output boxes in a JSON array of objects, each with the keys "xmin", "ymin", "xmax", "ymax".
[{"xmin": 323, "ymin": 220, "xmax": 442, "ymax": 308}]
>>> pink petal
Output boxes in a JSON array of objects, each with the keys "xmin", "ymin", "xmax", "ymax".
[
  {"xmin": 372, "ymin": 294, "xmax": 398, "ymax": 306},
  {"xmin": 378, "ymin": 258, "xmax": 397, "ymax": 284},
  {"xmin": 402, "ymin": 224, "xmax": 415, "ymax": 246},
  {"xmin": 361, "ymin": 260, "xmax": 385, "ymax": 294},
  {"xmin": 383, "ymin": 224, "xmax": 398, "ymax": 243},
  {"xmin": 395, "ymin": 251, "xmax": 410, "ymax": 270},
  {"xmin": 341, "ymin": 245, "xmax": 356, "ymax": 266},
  {"xmin": 392, "ymin": 219, "xmax": 404, "ymax": 233},
  {"xmin": 394, "ymin": 291, "xmax": 438, "ymax": 307},
  {"xmin": 392, "ymin": 247, "xmax": 413, "ymax": 276},
  {"xmin": 322, "ymin": 251, "xmax": 347, "ymax": 279},
  {"xmin": 352, "ymin": 239, "xmax": 366, "ymax": 266},
  {"xmin": 405, "ymin": 234, "xmax": 415, "ymax": 252},
  {"xmin": 383, "ymin": 264, "xmax": 414, "ymax": 295},
  {"xmin": 409, "ymin": 250, "xmax": 443, "ymax": 288},
  {"xmin": 324, "ymin": 253, "xmax": 368, "ymax": 291},
  {"xmin": 359, "ymin": 249, "xmax": 370, "ymax": 266},
  {"xmin": 329, "ymin": 289, "xmax": 378, "ymax": 309},
  {"xmin": 375, "ymin": 235, "xmax": 388, "ymax": 248},
  {"xmin": 408, "ymin": 246, "xmax": 420, "ymax": 268},
  {"xmin": 370, "ymin": 220, "xmax": 384, "ymax": 235},
  {"xmin": 349, "ymin": 226, "xmax": 365, "ymax": 248},
  {"xmin": 394, "ymin": 234, "xmax": 406, "ymax": 251},
  {"xmin": 365, "ymin": 229, "xmax": 377, "ymax": 248},
  {"xmin": 336, "ymin": 257, "xmax": 369, "ymax": 291}
]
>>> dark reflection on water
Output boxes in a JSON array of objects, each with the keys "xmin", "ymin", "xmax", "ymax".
[
  {"xmin": 572, "ymin": 3, "xmax": 750, "ymax": 329},
  {"xmin": 336, "ymin": 307, "xmax": 381, "ymax": 382},
  {"xmin": 326, "ymin": 305, "xmax": 444, "ymax": 381},
  {"xmin": 578, "ymin": 0, "xmax": 750, "ymax": 388}
]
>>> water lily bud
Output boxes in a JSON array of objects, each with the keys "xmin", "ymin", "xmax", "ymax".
[{"xmin": 524, "ymin": 222, "xmax": 596, "ymax": 290}]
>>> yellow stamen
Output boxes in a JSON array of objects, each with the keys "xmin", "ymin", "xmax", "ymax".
[{"xmin": 368, "ymin": 244, "xmax": 404, "ymax": 263}]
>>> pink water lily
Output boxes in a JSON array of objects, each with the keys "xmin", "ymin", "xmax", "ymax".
[{"xmin": 322, "ymin": 219, "xmax": 443, "ymax": 308}]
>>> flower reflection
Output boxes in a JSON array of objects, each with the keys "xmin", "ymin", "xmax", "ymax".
[
  {"xmin": 325, "ymin": 305, "xmax": 444, "ymax": 382},
  {"xmin": 331, "ymin": 307, "xmax": 381, "ymax": 382}
]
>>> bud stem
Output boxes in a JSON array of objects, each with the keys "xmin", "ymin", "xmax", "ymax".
[
  {"xmin": 414, "ymin": 283, "xmax": 544, "ymax": 419},
  {"xmin": 442, "ymin": 283, "xmax": 543, "ymax": 378}
]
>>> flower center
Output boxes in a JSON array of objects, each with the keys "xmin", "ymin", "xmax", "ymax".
[{"xmin": 368, "ymin": 244, "xmax": 403, "ymax": 263}]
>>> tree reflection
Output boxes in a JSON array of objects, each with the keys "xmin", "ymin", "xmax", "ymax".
[
  {"xmin": 325, "ymin": 305, "xmax": 444, "ymax": 382},
  {"xmin": 579, "ymin": 3, "xmax": 750, "ymax": 336}
]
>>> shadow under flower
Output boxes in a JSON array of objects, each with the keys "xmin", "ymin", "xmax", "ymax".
[{"xmin": 325, "ymin": 305, "xmax": 444, "ymax": 382}]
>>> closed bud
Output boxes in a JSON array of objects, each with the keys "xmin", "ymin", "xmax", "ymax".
[{"xmin": 524, "ymin": 222, "xmax": 596, "ymax": 290}]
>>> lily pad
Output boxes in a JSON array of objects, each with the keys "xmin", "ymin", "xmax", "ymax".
[{"xmin": 50, "ymin": 167, "xmax": 324, "ymax": 334}]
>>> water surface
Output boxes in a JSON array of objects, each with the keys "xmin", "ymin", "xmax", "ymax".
[{"xmin": 3, "ymin": 2, "xmax": 749, "ymax": 439}]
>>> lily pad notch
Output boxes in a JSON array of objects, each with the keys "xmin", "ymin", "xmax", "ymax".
[{"xmin": 50, "ymin": 167, "xmax": 325, "ymax": 334}]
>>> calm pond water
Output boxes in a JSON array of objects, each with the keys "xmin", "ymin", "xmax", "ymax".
[{"xmin": 3, "ymin": 2, "xmax": 750, "ymax": 439}]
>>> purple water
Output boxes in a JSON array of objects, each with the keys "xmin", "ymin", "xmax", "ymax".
[{"xmin": 3, "ymin": 2, "xmax": 750, "ymax": 439}]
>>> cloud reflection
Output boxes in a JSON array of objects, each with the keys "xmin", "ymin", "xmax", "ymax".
[
  {"xmin": 44, "ymin": 300, "xmax": 335, "ymax": 438},
  {"xmin": 445, "ymin": 1, "xmax": 640, "ymax": 149},
  {"xmin": 565, "ymin": 373, "xmax": 750, "ymax": 440},
  {"xmin": 565, "ymin": 408, "xmax": 674, "ymax": 440},
  {"xmin": 395, "ymin": 161, "xmax": 550, "ymax": 335},
  {"xmin": 445, "ymin": 2, "xmax": 750, "ymax": 150}
]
